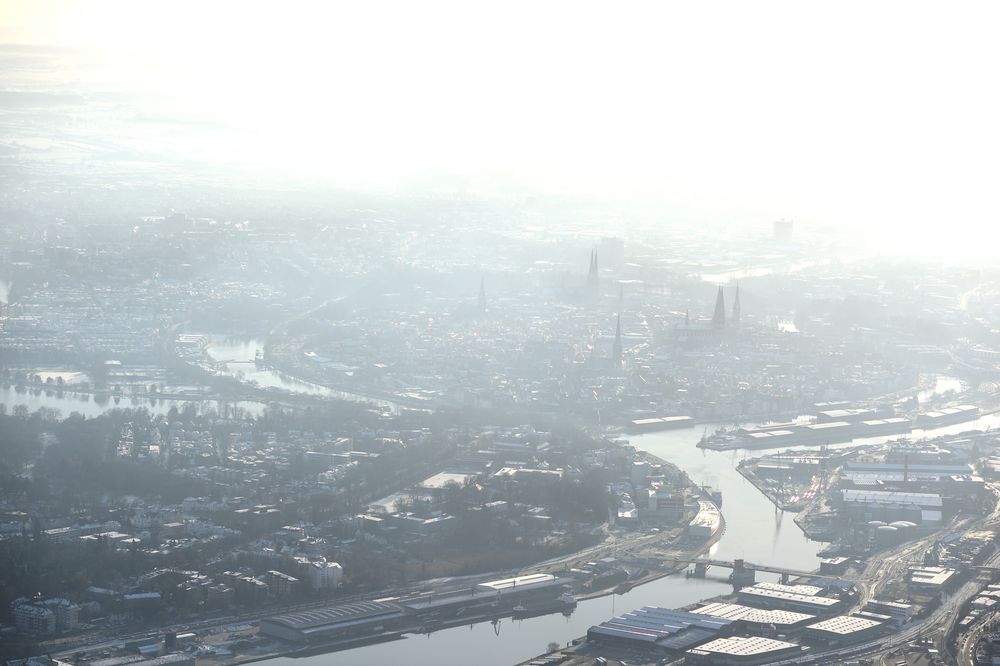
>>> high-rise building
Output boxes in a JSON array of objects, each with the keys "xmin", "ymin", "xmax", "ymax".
[
  {"xmin": 14, "ymin": 603, "xmax": 56, "ymax": 635},
  {"xmin": 48, "ymin": 599, "xmax": 81, "ymax": 631},
  {"xmin": 307, "ymin": 561, "xmax": 343, "ymax": 590},
  {"xmin": 773, "ymin": 219, "xmax": 794, "ymax": 242}
]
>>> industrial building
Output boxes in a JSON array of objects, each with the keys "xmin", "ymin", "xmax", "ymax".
[
  {"xmin": 914, "ymin": 404, "xmax": 979, "ymax": 427},
  {"xmin": 586, "ymin": 606, "xmax": 734, "ymax": 652},
  {"xmin": 819, "ymin": 556, "xmax": 851, "ymax": 575},
  {"xmin": 736, "ymin": 583, "xmax": 844, "ymax": 615},
  {"xmin": 751, "ymin": 581, "xmax": 825, "ymax": 596},
  {"xmin": 474, "ymin": 573, "xmax": 563, "ymax": 596},
  {"xmin": 688, "ymin": 501, "xmax": 721, "ymax": 538},
  {"xmin": 803, "ymin": 615, "xmax": 884, "ymax": 645},
  {"xmin": 839, "ymin": 489, "xmax": 944, "ymax": 524},
  {"xmin": 69, "ymin": 655, "xmax": 194, "ymax": 666},
  {"xmin": 692, "ymin": 602, "xmax": 815, "ymax": 631},
  {"xmin": 686, "ymin": 636, "xmax": 806, "ymax": 665},
  {"xmin": 909, "ymin": 566, "xmax": 959, "ymax": 591},
  {"xmin": 863, "ymin": 599, "xmax": 914, "ymax": 624},
  {"xmin": 401, "ymin": 575, "xmax": 571, "ymax": 614},
  {"xmin": 259, "ymin": 600, "xmax": 404, "ymax": 643},
  {"xmin": 844, "ymin": 461, "xmax": 973, "ymax": 477}
]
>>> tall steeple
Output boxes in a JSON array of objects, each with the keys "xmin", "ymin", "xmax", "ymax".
[
  {"xmin": 478, "ymin": 277, "xmax": 487, "ymax": 313},
  {"xmin": 587, "ymin": 250, "xmax": 600, "ymax": 293},
  {"xmin": 711, "ymin": 285, "xmax": 726, "ymax": 329},
  {"xmin": 612, "ymin": 313, "xmax": 623, "ymax": 365},
  {"xmin": 732, "ymin": 282, "xmax": 741, "ymax": 324}
]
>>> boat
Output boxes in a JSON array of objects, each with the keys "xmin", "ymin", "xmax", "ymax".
[
  {"xmin": 511, "ymin": 594, "xmax": 577, "ymax": 619},
  {"xmin": 628, "ymin": 415, "xmax": 695, "ymax": 432},
  {"xmin": 698, "ymin": 418, "xmax": 914, "ymax": 451}
]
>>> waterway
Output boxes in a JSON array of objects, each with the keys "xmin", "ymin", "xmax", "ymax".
[
  {"xmin": 0, "ymin": 346, "xmax": 990, "ymax": 664},
  {"xmin": 265, "ymin": 427, "xmax": 825, "ymax": 666},
  {"xmin": 918, "ymin": 375, "xmax": 965, "ymax": 404},
  {"xmin": 263, "ymin": 407, "xmax": 1000, "ymax": 666},
  {"xmin": 0, "ymin": 385, "xmax": 267, "ymax": 419},
  {"xmin": 203, "ymin": 336, "xmax": 406, "ymax": 413},
  {"xmin": 0, "ymin": 335, "xmax": 403, "ymax": 418}
]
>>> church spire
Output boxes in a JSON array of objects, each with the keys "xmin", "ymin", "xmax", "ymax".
[
  {"xmin": 712, "ymin": 285, "xmax": 726, "ymax": 329},
  {"xmin": 587, "ymin": 249, "xmax": 600, "ymax": 294},
  {"xmin": 732, "ymin": 282, "xmax": 741, "ymax": 324},
  {"xmin": 613, "ymin": 313, "xmax": 623, "ymax": 365}
]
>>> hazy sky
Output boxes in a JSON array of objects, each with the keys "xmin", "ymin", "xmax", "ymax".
[{"xmin": 3, "ymin": 1, "xmax": 1000, "ymax": 255}]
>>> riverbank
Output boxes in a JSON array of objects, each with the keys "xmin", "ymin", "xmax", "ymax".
[
  {"xmin": 736, "ymin": 454, "xmax": 844, "ymax": 542},
  {"xmin": 49, "ymin": 422, "xmax": 833, "ymax": 666},
  {"xmin": 202, "ymin": 444, "xmax": 728, "ymax": 666}
]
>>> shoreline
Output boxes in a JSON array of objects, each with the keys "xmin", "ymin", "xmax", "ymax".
[{"xmin": 208, "ymin": 442, "xmax": 727, "ymax": 666}]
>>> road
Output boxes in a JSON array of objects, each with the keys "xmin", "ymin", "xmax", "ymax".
[
  {"xmin": 764, "ymin": 548, "xmax": 1000, "ymax": 665},
  {"xmin": 769, "ymin": 491, "xmax": 1000, "ymax": 666}
]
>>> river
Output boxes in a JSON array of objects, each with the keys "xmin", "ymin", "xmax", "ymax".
[
  {"xmin": 0, "ymin": 335, "xmax": 401, "ymax": 418},
  {"xmin": 262, "ymin": 406, "xmax": 1000, "ymax": 666},
  {"xmin": 0, "ymin": 348, "xmax": 990, "ymax": 663},
  {"xmin": 0, "ymin": 385, "xmax": 269, "ymax": 419},
  {"xmin": 202, "ymin": 336, "xmax": 407, "ymax": 413},
  {"xmin": 264, "ymin": 427, "xmax": 825, "ymax": 666}
]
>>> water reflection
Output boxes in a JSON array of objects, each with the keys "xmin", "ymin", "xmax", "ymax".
[
  {"xmin": 0, "ymin": 386, "xmax": 265, "ymax": 418},
  {"xmin": 265, "ymin": 412, "xmax": 1000, "ymax": 666},
  {"xmin": 266, "ymin": 426, "xmax": 818, "ymax": 666},
  {"xmin": 204, "ymin": 336, "xmax": 405, "ymax": 412}
]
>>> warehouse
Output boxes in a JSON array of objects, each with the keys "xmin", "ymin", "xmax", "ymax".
[
  {"xmin": 474, "ymin": 573, "xmax": 564, "ymax": 597},
  {"xmin": 686, "ymin": 636, "xmax": 806, "ymax": 665},
  {"xmin": 402, "ymin": 575, "xmax": 571, "ymax": 613},
  {"xmin": 259, "ymin": 600, "xmax": 404, "ymax": 643},
  {"xmin": 688, "ymin": 501, "xmax": 721, "ymax": 538},
  {"xmin": 863, "ymin": 599, "xmax": 913, "ymax": 624},
  {"xmin": 475, "ymin": 573, "xmax": 555, "ymax": 592},
  {"xmin": 803, "ymin": 615, "xmax": 884, "ymax": 645},
  {"xmin": 587, "ymin": 606, "xmax": 733, "ymax": 652},
  {"xmin": 692, "ymin": 602, "xmax": 815, "ymax": 631},
  {"xmin": 751, "ymin": 581, "xmax": 825, "ymax": 596},
  {"xmin": 839, "ymin": 489, "xmax": 944, "ymax": 524},
  {"xmin": 909, "ymin": 566, "xmax": 959, "ymax": 591},
  {"xmin": 737, "ymin": 584, "xmax": 844, "ymax": 615},
  {"xmin": 844, "ymin": 461, "xmax": 972, "ymax": 476}
]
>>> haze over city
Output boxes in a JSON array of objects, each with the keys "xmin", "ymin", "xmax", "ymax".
[
  {"xmin": 4, "ymin": 1, "xmax": 1000, "ymax": 256},
  {"xmin": 4, "ymin": 3, "xmax": 1000, "ymax": 666}
]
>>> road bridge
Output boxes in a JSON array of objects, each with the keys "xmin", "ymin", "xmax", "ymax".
[{"xmin": 667, "ymin": 557, "xmax": 846, "ymax": 585}]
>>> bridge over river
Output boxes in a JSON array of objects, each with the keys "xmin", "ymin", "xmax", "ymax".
[{"xmin": 666, "ymin": 557, "xmax": 853, "ymax": 585}]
